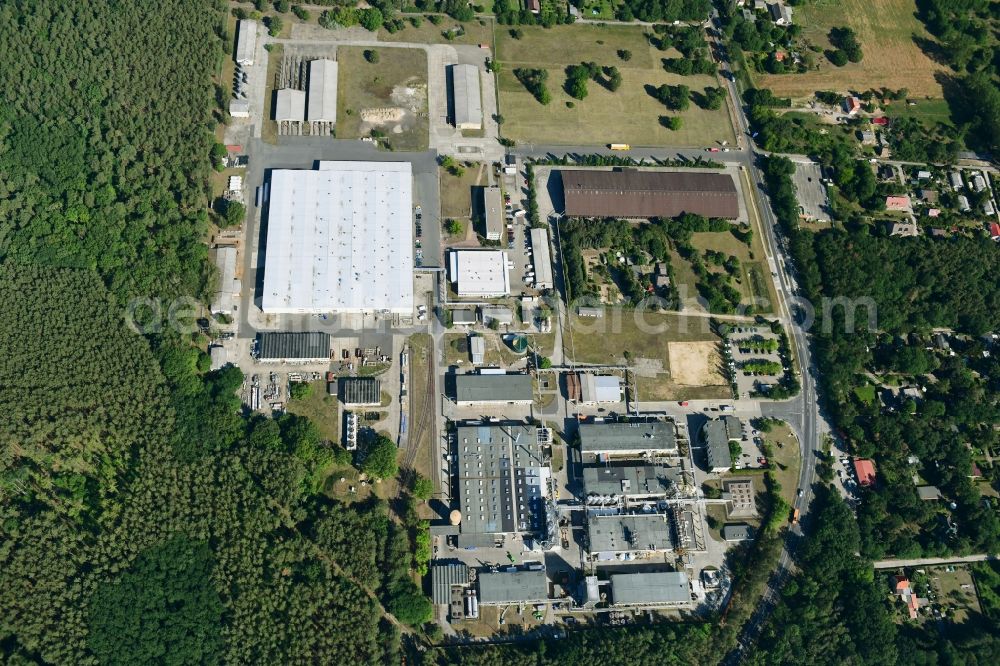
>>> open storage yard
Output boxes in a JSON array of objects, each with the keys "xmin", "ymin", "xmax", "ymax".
[
  {"xmin": 336, "ymin": 46, "xmax": 429, "ymax": 151},
  {"xmin": 496, "ymin": 24, "xmax": 735, "ymax": 147},
  {"xmin": 757, "ymin": 0, "xmax": 946, "ymax": 99}
]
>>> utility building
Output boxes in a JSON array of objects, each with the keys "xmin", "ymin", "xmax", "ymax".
[
  {"xmin": 307, "ymin": 59, "xmax": 338, "ymax": 123},
  {"xmin": 579, "ymin": 374, "xmax": 622, "ymax": 404},
  {"xmin": 587, "ymin": 513, "xmax": 673, "ymax": 559},
  {"xmin": 235, "ymin": 20, "xmax": 258, "ymax": 66},
  {"xmin": 454, "ymin": 423, "xmax": 550, "ymax": 548},
  {"xmin": 450, "ymin": 64, "xmax": 483, "ymax": 130},
  {"xmin": 477, "ymin": 569, "xmax": 548, "ymax": 605},
  {"xmin": 255, "ymin": 332, "xmax": 331, "ymax": 362},
  {"xmin": 702, "ymin": 416, "xmax": 740, "ymax": 473},
  {"xmin": 211, "ymin": 246, "xmax": 240, "ymax": 315},
  {"xmin": 339, "ymin": 377, "xmax": 381, "ymax": 407},
  {"xmin": 454, "ymin": 373, "xmax": 533, "ymax": 405},
  {"xmin": 561, "ymin": 169, "xmax": 739, "ymax": 219},
  {"xmin": 529, "ymin": 228, "xmax": 554, "ymax": 289},
  {"xmin": 261, "ymin": 162, "xmax": 414, "ymax": 314},
  {"xmin": 610, "ymin": 572, "xmax": 692, "ymax": 608}
]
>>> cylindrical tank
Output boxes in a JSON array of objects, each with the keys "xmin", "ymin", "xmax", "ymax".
[{"xmin": 450, "ymin": 510, "xmax": 462, "ymax": 526}]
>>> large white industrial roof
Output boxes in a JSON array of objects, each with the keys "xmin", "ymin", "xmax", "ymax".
[
  {"xmin": 236, "ymin": 20, "xmax": 258, "ymax": 65},
  {"xmin": 275, "ymin": 88, "xmax": 306, "ymax": 122},
  {"xmin": 450, "ymin": 250, "xmax": 510, "ymax": 297},
  {"xmin": 307, "ymin": 59, "xmax": 338, "ymax": 122},
  {"xmin": 451, "ymin": 64, "xmax": 483, "ymax": 129},
  {"xmin": 261, "ymin": 161, "xmax": 414, "ymax": 314}
]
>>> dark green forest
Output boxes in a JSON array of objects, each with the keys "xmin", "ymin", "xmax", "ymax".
[{"xmin": 0, "ymin": 1, "xmax": 422, "ymax": 663}]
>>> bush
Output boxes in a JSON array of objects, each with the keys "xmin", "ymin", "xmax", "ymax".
[
  {"xmin": 827, "ymin": 49, "xmax": 849, "ymax": 67},
  {"xmin": 618, "ymin": 49, "xmax": 632, "ymax": 61},
  {"xmin": 364, "ymin": 49, "xmax": 379, "ymax": 63},
  {"xmin": 361, "ymin": 434, "xmax": 398, "ymax": 479},
  {"xmin": 265, "ymin": 16, "xmax": 283, "ymax": 36},
  {"xmin": 292, "ymin": 5, "xmax": 309, "ymax": 20},
  {"xmin": 275, "ymin": 0, "xmax": 289, "ymax": 12},
  {"xmin": 411, "ymin": 474, "xmax": 434, "ymax": 500},
  {"xmin": 289, "ymin": 381, "xmax": 312, "ymax": 400}
]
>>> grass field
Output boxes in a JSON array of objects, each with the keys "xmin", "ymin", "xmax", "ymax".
[
  {"xmin": 286, "ymin": 380, "xmax": 341, "ymax": 444},
  {"xmin": 884, "ymin": 98, "xmax": 955, "ymax": 127},
  {"xmin": 496, "ymin": 24, "xmax": 735, "ymax": 147},
  {"xmin": 336, "ymin": 46, "xmax": 428, "ymax": 151},
  {"xmin": 757, "ymin": 0, "xmax": 946, "ymax": 99},
  {"xmin": 440, "ymin": 163, "xmax": 489, "ymax": 219},
  {"xmin": 379, "ymin": 16, "xmax": 494, "ymax": 46}
]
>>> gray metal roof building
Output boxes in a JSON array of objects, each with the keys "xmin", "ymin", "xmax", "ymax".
[
  {"xmin": 470, "ymin": 335, "xmax": 486, "ymax": 365},
  {"xmin": 455, "ymin": 423, "xmax": 548, "ymax": 542},
  {"xmin": 339, "ymin": 377, "xmax": 381, "ymax": 406},
  {"xmin": 587, "ymin": 513, "xmax": 673, "ymax": 556},
  {"xmin": 235, "ymin": 19, "xmax": 258, "ymax": 65},
  {"xmin": 579, "ymin": 421, "xmax": 678, "ymax": 456},
  {"xmin": 307, "ymin": 59, "xmax": 338, "ymax": 122},
  {"xmin": 703, "ymin": 418, "xmax": 736, "ymax": 472},
  {"xmin": 431, "ymin": 562, "xmax": 470, "ymax": 605},
  {"xmin": 529, "ymin": 228, "xmax": 554, "ymax": 290},
  {"xmin": 451, "ymin": 309, "xmax": 478, "ymax": 326},
  {"xmin": 450, "ymin": 64, "xmax": 483, "ymax": 130},
  {"xmin": 483, "ymin": 187, "xmax": 504, "ymax": 241},
  {"xmin": 275, "ymin": 88, "xmax": 306, "ymax": 122},
  {"xmin": 256, "ymin": 332, "xmax": 331, "ymax": 362},
  {"xmin": 610, "ymin": 572, "xmax": 691, "ymax": 607},
  {"xmin": 580, "ymin": 374, "xmax": 622, "ymax": 404},
  {"xmin": 583, "ymin": 463, "xmax": 682, "ymax": 498},
  {"xmin": 722, "ymin": 524, "xmax": 753, "ymax": 541},
  {"xmin": 561, "ymin": 169, "xmax": 739, "ymax": 220},
  {"xmin": 211, "ymin": 246, "xmax": 239, "ymax": 315},
  {"xmin": 454, "ymin": 373, "xmax": 533, "ymax": 405},
  {"xmin": 478, "ymin": 569, "xmax": 549, "ymax": 605}
]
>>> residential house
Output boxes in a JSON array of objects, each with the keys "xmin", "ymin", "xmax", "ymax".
[
  {"xmin": 844, "ymin": 96, "xmax": 862, "ymax": 115},
  {"xmin": 949, "ymin": 171, "xmax": 964, "ymax": 190},
  {"xmin": 885, "ymin": 195, "xmax": 910, "ymax": 212},
  {"xmin": 767, "ymin": 1, "xmax": 793, "ymax": 24},
  {"xmin": 958, "ymin": 195, "xmax": 972, "ymax": 212},
  {"xmin": 853, "ymin": 458, "xmax": 876, "ymax": 487},
  {"xmin": 889, "ymin": 222, "xmax": 918, "ymax": 237}
]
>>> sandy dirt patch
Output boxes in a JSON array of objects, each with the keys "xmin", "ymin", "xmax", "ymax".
[{"xmin": 668, "ymin": 341, "xmax": 726, "ymax": 386}]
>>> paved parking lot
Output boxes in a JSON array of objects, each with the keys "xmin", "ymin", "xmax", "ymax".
[
  {"xmin": 792, "ymin": 160, "xmax": 831, "ymax": 222},
  {"xmin": 725, "ymin": 326, "xmax": 786, "ymax": 398}
]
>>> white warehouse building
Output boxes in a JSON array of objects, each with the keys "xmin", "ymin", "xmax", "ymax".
[
  {"xmin": 275, "ymin": 88, "xmax": 306, "ymax": 122},
  {"xmin": 450, "ymin": 64, "xmax": 483, "ymax": 130},
  {"xmin": 529, "ymin": 227, "xmax": 554, "ymax": 290},
  {"xmin": 235, "ymin": 20, "xmax": 258, "ymax": 66},
  {"xmin": 449, "ymin": 250, "xmax": 510, "ymax": 298},
  {"xmin": 307, "ymin": 59, "xmax": 338, "ymax": 122},
  {"xmin": 261, "ymin": 161, "xmax": 414, "ymax": 314}
]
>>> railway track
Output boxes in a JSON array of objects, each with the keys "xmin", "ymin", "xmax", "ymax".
[{"xmin": 398, "ymin": 341, "xmax": 434, "ymax": 490}]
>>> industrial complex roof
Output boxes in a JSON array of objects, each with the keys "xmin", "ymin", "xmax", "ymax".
[
  {"xmin": 256, "ymin": 332, "xmax": 331, "ymax": 361},
  {"xmin": 561, "ymin": 169, "xmax": 739, "ymax": 219},
  {"xmin": 450, "ymin": 64, "xmax": 483, "ymax": 130},
  {"xmin": 610, "ymin": 572, "xmax": 690, "ymax": 606},
  {"xmin": 307, "ymin": 59, "xmax": 338, "ymax": 122},
  {"xmin": 339, "ymin": 377, "xmax": 381, "ymax": 406},
  {"xmin": 587, "ymin": 513, "xmax": 673, "ymax": 555},
  {"xmin": 583, "ymin": 463, "xmax": 682, "ymax": 497},
  {"xmin": 454, "ymin": 373, "xmax": 533, "ymax": 404},
  {"xmin": 578, "ymin": 421, "xmax": 678, "ymax": 455},
  {"xmin": 261, "ymin": 162, "xmax": 414, "ymax": 313},
  {"xmin": 431, "ymin": 562, "xmax": 469, "ymax": 605},
  {"xmin": 455, "ymin": 423, "xmax": 547, "ymax": 538},
  {"xmin": 275, "ymin": 88, "xmax": 306, "ymax": 122},
  {"xmin": 449, "ymin": 250, "xmax": 510, "ymax": 297},
  {"xmin": 235, "ymin": 19, "xmax": 258, "ymax": 65},
  {"xmin": 529, "ymin": 228, "xmax": 554, "ymax": 289},
  {"xmin": 478, "ymin": 569, "xmax": 549, "ymax": 605}
]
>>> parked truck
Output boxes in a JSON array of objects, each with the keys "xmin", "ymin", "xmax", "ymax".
[{"xmin": 608, "ymin": 143, "xmax": 631, "ymax": 150}]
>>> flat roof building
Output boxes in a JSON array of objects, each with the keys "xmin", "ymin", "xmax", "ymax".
[
  {"xmin": 723, "ymin": 478, "xmax": 757, "ymax": 517},
  {"xmin": 454, "ymin": 373, "xmax": 533, "ymax": 405},
  {"xmin": 529, "ymin": 228, "xmax": 554, "ymax": 290},
  {"xmin": 583, "ymin": 463, "xmax": 682, "ymax": 500},
  {"xmin": 561, "ymin": 169, "xmax": 739, "ymax": 220},
  {"xmin": 450, "ymin": 64, "xmax": 483, "ymax": 130},
  {"xmin": 483, "ymin": 187, "xmax": 504, "ymax": 241},
  {"xmin": 455, "ymin": 424, "xmax": 549, "ymax": 546},
  {"xmin": 470, "ymin": 335, "xmax": 485, "ymax": 365},
  {"xmin": 451, "ymin": 309, "xmax": 478, "ymax": 326},
  {"xmin": 307, "ymin": 59, "xmax": 338, "ymax": 122},
  {"xmin": 211, "ymin": 246, "xmax": 240, "ymax": 315},
  {"xmin": 478, "ymin": 569, "xmax": 548, "ymax": 605},
  {"xmin": 449, "ymin": 250, "xmax": 510, "ymax": 298},
  {"xmin": 580, "ymin": 374, "xmax": 622, "ymax": 404},
  {"xmin": 722, "ymin": 524, "xmax": 753, "ymax": 542},
  {"xmin": 702, "ymin": 417, "xmax": 739, "ymax": 473},
  {"xmin": 339, "ymin": 377, "xmax": 381, "ymax": 406},
  {"xmin": 209, "ymin": 345, "xmax": 228, "ymax": 371},
  {"xmin": 610, "ymin": 572, "xmax": 691, "ymax": 607},
  {"xmin": 587, "ymin": 513, "xmax": 673, "ymax": 558},
  {"xmin": 235, "ymin": 20, "xmax": 258, "ymax": 65},
  {"xmin": 256, "ymin": 332, "xmax": 331, "ymax": 362},
  {"xmin": 579, "ymin": 421, "xmax": 677, "ymax": 456},
  {"xmin": 229, "ymin": 99, "xmax": 250, "ymax": 118},
  {"xmin": 275, "ymin": 88, "xmax": 306, "ymax": 122},
  {"xmin": 482, "ymin": 306, "xmax": 514, "ymax": 326},
  {"xmin": 262, "ymin": 162, "xmax": 413, "ymax": 313}
]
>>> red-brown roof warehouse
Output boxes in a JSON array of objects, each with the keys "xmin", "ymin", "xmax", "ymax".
[{"xmin": 561, "ymin": 169, "xmax": 739, "ymax": 219}]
